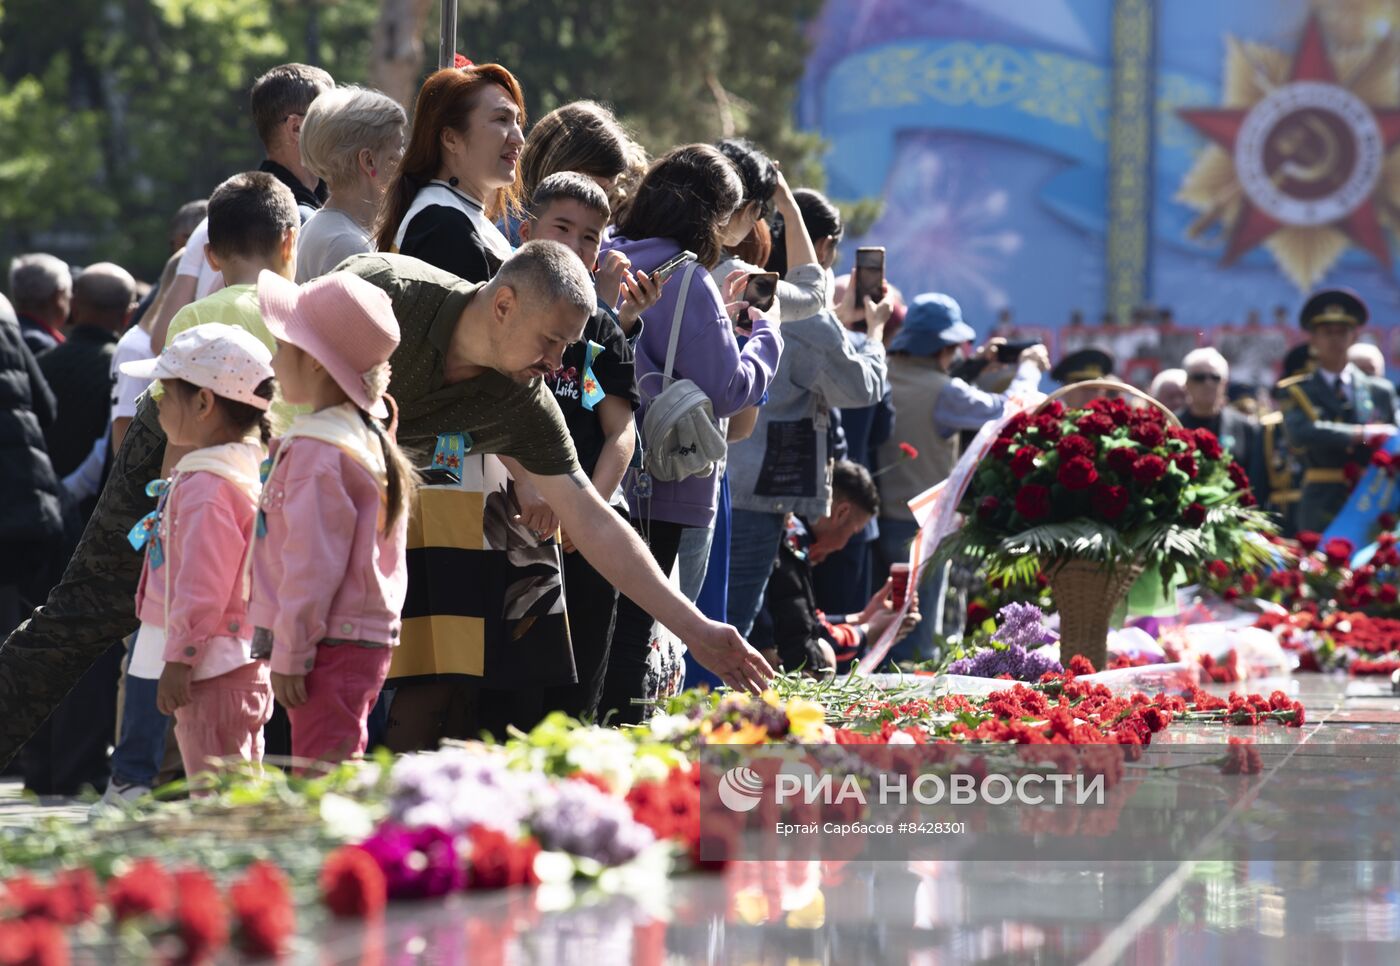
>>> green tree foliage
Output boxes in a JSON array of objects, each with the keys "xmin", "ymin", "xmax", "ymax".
[
  {"xmin": 456, "ymin": 0, "xmax": 826, "ymax": 184},
  {"xmin": 0, "ymin": 0, "xmax": 377, "ymax": 280},
  {"xmin": 0, "ymin": 0, "xmax": 825, "ymax": 280}
]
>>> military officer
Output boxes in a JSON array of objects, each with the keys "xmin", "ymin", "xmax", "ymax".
[{"xmin": 1278, "ymin": 289, "xmax": 1400, "ymax": 533}]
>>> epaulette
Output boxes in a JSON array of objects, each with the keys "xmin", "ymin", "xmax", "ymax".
[{"xmin": 1283, "ymin": 382, "xmax": 1318, "ymax": 421}]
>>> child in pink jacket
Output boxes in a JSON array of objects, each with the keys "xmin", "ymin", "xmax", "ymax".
[
  {"xmin": 251, "ymin": 270, "xmax": 412, "ymax": 768},
  {"xmin": 122, "ymin": 323, "xmax": 276, "ymax": 784}
]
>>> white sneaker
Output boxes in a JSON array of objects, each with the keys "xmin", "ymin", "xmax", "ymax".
[{"xmin": 88, "ymin": 780, "xmax": 151, "ymax": 819}]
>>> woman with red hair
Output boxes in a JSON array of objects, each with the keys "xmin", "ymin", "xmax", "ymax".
[{"xmin": 374, "ymin": 63, "xmax": 526, "ymax": 282}]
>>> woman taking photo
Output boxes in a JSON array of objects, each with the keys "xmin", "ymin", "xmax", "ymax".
[
  {"xmin": 374, "ymin": 63, "xmax": 526, "ymax": 282},
  {"xmin": 296, "ymin": 87, "xmax": 407, "ymax": 281},
  {"xmin": 600, "ymin": 143, "xmax": 784, "ymax": 723}
]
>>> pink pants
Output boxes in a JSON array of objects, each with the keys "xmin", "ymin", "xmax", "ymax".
[
  {"xmin": 173, "ymin": 661, "xmax": 273, "ymax": 781},
  {"xmin": 287, "ymin": 644, "xmax": 393, "ymax": 770}
]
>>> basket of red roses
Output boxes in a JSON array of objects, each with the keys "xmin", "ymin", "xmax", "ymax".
[{"xmin": 935, "ymin": 379, "xmax": 1277, "ymax": 669}]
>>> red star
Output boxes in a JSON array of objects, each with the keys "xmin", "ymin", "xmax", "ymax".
[{"xmin": 1178, "ymin": 16, "xmax": 1400, "ymax": 267}]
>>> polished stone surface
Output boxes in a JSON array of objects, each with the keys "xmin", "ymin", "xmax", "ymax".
[{"xmin": 16, "ymin": 675, "xmax": 1400, "ymax": 964}]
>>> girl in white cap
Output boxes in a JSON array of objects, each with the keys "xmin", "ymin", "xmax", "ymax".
[
  {"xmin": 120, "ymin": 323, "xmax": 276, "ymax": 788},
  {"xmin": 251, "ymin": 269, "xmax": 413, "ymax": 769}
]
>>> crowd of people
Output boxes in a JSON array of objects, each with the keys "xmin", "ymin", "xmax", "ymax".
[{"xmin": 2, "ymin": 58, "xmax": 1391, "ymax": 808}]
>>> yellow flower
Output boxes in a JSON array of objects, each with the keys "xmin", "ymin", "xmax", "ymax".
[
  {"xmin": 706, "ymin": 721, "xmax": 770, "ymax": 745},
  {"xmin": 784, "ymin": 698, "xmax": 828, "ymax": 741}
]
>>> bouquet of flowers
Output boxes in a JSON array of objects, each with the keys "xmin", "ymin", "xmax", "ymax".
[{"xmin": 936, "ymin": 389, "xmax": 1276, "ymax": 665}]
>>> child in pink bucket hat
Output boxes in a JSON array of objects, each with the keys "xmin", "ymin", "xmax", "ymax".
[{"xmin": 250, "ymin": 269, "xmax": 415, "ymax": 769}]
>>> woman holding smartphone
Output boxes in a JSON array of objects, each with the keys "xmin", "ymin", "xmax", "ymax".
[{"xmin": 600, "ymin": 143, "xmax": 785, "ymax": 723}]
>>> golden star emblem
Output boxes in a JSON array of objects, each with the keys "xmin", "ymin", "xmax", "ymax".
[{"xmin": 1176, "ymin": 14, "xmax": 1400, "ymax": 289}]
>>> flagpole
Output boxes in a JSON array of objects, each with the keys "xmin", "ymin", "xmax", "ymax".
[{"xmin": 438, "ymin": 0, "xmax": 458, "ymax": 69}]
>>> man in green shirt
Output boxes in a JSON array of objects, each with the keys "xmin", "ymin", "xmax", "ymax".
[{"xmin": 340, "ymin": 242, "xmax": 774, "ymax": 694}]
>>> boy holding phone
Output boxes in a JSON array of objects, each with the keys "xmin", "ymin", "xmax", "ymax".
[{"xmin": 515, "ymin": 172, "xmax": 659, "ymax": 718}]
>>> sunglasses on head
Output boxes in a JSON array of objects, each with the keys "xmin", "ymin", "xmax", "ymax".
[{"xmin": 1187, "ymin": 372, "xmax": 1222, "ymax": 383}]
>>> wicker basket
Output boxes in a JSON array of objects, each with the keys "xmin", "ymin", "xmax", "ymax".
[
  {"xmin": 1048, "ymin": 558, "xmax": 1146, "ymax": 669},
  {"xmin": 1032, "ymin": 379, "xmax": 1177, "ymax": 670}
]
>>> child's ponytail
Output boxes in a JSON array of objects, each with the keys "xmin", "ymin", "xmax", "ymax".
[{"xmin": 358, "ymin": 398, "xmax": 417, "ymax": 531}]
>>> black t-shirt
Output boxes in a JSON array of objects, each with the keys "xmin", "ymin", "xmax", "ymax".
[
  {"xmin": 398, "ymin": 206, "xmax": 502, "ymax": 284},
  {"xmin": 543, "ymin": 306, "xmax": 638, "ymax": 477}
]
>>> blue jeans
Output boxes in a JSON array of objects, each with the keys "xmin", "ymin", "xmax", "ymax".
[
  {"xmin": 874, "ymin": 518, "xmax": 942, "ymax": 664},
  {"xmin": 676, "ymin": 522, "xmax": 714, "ymax": 604},
  {"xmin": 725, "ymin": 509, "xmax": 788, "ymax": 637},
  {"xmin": 684, "ymin": 477, "xmax": 730, "ymax": 691},
  {"xmin": 109, "ymin": 659, "xmax": 168, "ymax": 788}
]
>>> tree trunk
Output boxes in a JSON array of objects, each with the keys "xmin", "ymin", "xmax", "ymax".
[{"xmin": 368, "ymin": 0, "xmax": 436, "ymax": 110}]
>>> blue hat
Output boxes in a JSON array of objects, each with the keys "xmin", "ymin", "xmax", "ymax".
[{"xmin": 888, "ymin": 293, "xmax": 976, "ymax": 356}]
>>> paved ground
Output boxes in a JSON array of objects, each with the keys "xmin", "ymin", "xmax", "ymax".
[{"xmin": 3, "ymin": 674, "xmax": 1398, "ymax": 964}]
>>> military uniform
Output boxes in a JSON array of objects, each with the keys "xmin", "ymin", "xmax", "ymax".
[{"xmin": 1279, "ymin": 290, "xmax": 1400, "ymax": 534}]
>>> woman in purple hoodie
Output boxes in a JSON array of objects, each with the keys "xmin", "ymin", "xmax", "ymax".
[{"xmin": 599, "ymin": 143, "xmax": 784, "ymax": 723}]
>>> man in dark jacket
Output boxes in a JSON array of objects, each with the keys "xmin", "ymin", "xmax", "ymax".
[
  {"xmin": 765, "ymin": 461, "xmax": 919, "ymax": 674},
  {"xmin": 8, "ymin": 254, "xmax": 71, "ymax": 356},
  {"xmin": 35, "ymin": 263, "xmax": 135, "ymax": 480},
  {"xmin": 1176, "ymin": 347, "xmax": 1268, "ymax": 503},
  {"xmin": 0, "ymin": 293, "xmax": 64, "ymax": 636}
]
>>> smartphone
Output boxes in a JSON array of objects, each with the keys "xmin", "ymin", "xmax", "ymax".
[
  {"xmin": 854, "ymin": 246, "xmax": 885, "ymax": 305},
  {"xmin": 996, "ymin": 339, "xmax": 1041, "ymax": 363},
  {"xmin": 742, "ymin": 272, "xmax": 779, "ymax": 313},
  {"xmin": 651, "ymin": 250, "xmax": 696, "ymax": 285},
  {"xmin": 420, "ymin": 465, "xmax": 460, "ymax": 486}
]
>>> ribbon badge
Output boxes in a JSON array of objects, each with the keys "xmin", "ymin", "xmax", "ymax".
[
  {"xmin": 432, "ymin": 432, "xmax": 472, "ymax": 472},
  {"xmin": 581, "ymin": 340, "xmax": 606, "ymax": 412},
  {"xmin": 127, "ymin": 478, "xmax": 172, "ymax": 568}
]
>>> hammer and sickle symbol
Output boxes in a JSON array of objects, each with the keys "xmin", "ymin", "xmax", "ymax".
[{"xmin": 1270, "ymin": 113, "xmax": 1340, "ymax": 188}]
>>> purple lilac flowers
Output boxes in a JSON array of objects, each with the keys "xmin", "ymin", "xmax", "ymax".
[
  {"xmin": 529, "ymin": 780, "xmax": 656, "ymax": 866},
  {"xmin": 946, "ymin": 604, "xmax": 1062, "ymax": 680}
]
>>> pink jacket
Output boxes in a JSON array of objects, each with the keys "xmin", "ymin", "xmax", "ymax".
[
  {"xmin": 249, "ymin": 407, "xmax": 408, "ymax": 677},
  {"xmin": 135, "ymin": 444, "xmax": 262, "ymax": 672}
]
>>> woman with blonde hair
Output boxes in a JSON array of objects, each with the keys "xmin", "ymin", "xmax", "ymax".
[{"xmin": 296, "ymin": 87, "xmax": 407, "ymax": 281}]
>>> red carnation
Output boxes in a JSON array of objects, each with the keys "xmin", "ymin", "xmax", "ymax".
[
  {"xmin": 1057, "ymin": 455, "xmax": 1098, "ymax": 490},
  {"xmin": 989, "ymin": 436, "xmax": 1014, "ymax": 460},
  {"xmin": 1010, "ymin": 446, "xmax": 1042, "ymax": 480},
  {"xmin": 1168, "ymin": 427, "xmax": 1198, "ymax": 451},
  {"xmin": 1032, "ymin": 414, "xmax": 1063, "ymax": 441},
  {"xmin": 173, "ymin": 869, "xmax": 229, "ymax": 964},
  {"xmin": 967, "ymin": 601, "xmax": 992, "ymax": 627},
  {"xmin": 1206, "ymin": 560, "xmax": 1230, "ymax": 580},
  {"xmin": 1131, "ymin": 454, "xmax": 1168, "ymax": 485},
  {"xmin": 1076, "ymin": 412, "xmax": 1115, "ymax": 437},
  {"xmin": 1240, "ymin": 572, "xmax": 1258, "ymax": 593},
  {"xmin": 977, "ymin": 495, "xmax": 1001, "ymax": 520},
  {"xmin": 1041, "ymin": 400, "xmax": 1065, "ymax": 418},
  {"xmin": 1183, "ymin": 502, "xmax": 1207, "ymax": 527},
  {"xmin": 106, "ymin": 858, "xmax": 175, "ymax": 923},
  {"xmin": 1106, "ymin": 446, "xmax": 1137, "ymax": 475},
  {"xmin": 1194, "ymin": 429, "xmax": 1223, "ymax": 460},
  {"xmin": 1381, "ymin": 512, "xmax": 1399, "ymax": 531},
  {"xmin": 320, "ymin": 846, "xmax": 387, "ymax": 919},
  {"xmin": 470, "ymin": 827, "xmax": 541, "ymax": 891},
  {"xmin": 1222, "ymin": 462, "xmax": 1247, "ymax": 491},
  {"xmin": 1172, "ymin": 453, "xmax": 1198, "ymax": 479},
  {"xmin": 1056, "ymin": 433, "xmax": 1096, "ymax": 460},
  {"xmin": 1297, "ymin": 531, "xmax": 1322, "ymax": 553},
  {"xmin": 1092, "ymin": 483, "xmax": 1129, "ymax": 520},
  {"xmin": 1067, "ymin": 654, "xmax": 1097, "ymax": 676},
  {"xmin": 1131, "ymin": 422, "xmax": 1165, "ymax": 448},
  {"xmin": 1381, "ymin": 584, "xmax": 1398, "ymax": 604},
  {"xmin": 1014, "ymin": 483, "xmax": 1052, "ymax": 520},
  {"xmin": 0, "ymin": 919, "xmax": 67, "ymax": 966},
  {"xmin": 1325, "ymin": 538, "xmax": 1355, "ymax": 568},
  {"xmin": 1003, "ymin": 412, "xmax": 1032, "ymax": 436},
  {"xmin": 898, "ymin": 442, "xmax": 919, "ymax": 460},
  {"xmin": 230, "ymin": 862, "xmax": 295, "ymax": 959},
  {"xmin": 1344, "ymin": 461, "xmax": 1365, "ymax": 486}
]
